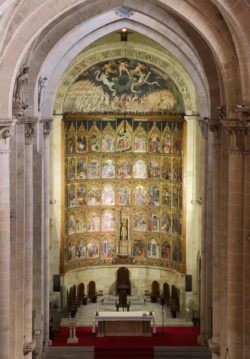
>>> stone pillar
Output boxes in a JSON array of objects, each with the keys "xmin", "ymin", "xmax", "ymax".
[
  {"xmin": 222, "ymin": 120, "xmax": 248, "ymax": 359},
  {"xmin": 184, "ymin": 115, "xmax": 202, "ymax": 311},
  {"xmin": 43, "ymin": 119, "xmax": 53, "ymax": 347},
  {"xmin": 0, "ymin": 119, "xmax": 16, "ymax": 359},
  {"xmin": 198, "ymin": 118, "xmax": 212, "ymax": 345},
  {"xmin": 208, "ymin": 121, "xmax": 222, "ymax": 357},
  {"xmin": 23, "ymin": 119, "xmax": 36, "ymax": 358}
]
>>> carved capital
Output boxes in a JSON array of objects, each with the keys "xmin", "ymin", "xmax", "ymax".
[
  {"xmin": 19, "ymin": 118, "xmax": 37, "ymax": 145},
  {"xmin": 221, "ymin": 119, "xmax": 249, "ymax": 152},
  {"xmin": 42, "ymin": 119, "xmax": 53, "ymax": 138},
  {"xmin": 198, "ymin": 117, "xmax": 208, "ymax": 139},
  {"xmin": 0, "ymin": 118, "xmax": 16, "ymax": 140}
]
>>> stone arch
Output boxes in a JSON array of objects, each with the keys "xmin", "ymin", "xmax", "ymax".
[{"xmin": 0, "ymin": 0, "xmax": 245, "ymax": 118}]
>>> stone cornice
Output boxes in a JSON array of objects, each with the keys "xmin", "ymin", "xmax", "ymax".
[{"xmin": 0, "ymin": 118, "xmax": 17, "ymax": 140}]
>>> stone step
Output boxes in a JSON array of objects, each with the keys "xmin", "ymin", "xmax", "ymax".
[
  {"xmin": 43, "ymin": 346, "xmax": 211, "ymax": 359},
  {"xmin": 43, "ymin": 347, "xmax": 94, "ymax": 359},
  {"xmin": 154, "ymin": 346, "xmax": 211, "ymax": 358}
]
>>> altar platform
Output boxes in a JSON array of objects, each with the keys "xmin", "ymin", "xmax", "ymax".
[{"xmin": 92, "ymin": 311, "xmax": 155, "ymax": 336}]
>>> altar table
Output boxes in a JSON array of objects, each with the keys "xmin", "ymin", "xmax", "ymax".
[{"xmin": 92, "ymin": 311, "xmax": 155, "ymax": 336}]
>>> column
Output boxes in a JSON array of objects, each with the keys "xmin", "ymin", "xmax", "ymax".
[
  {"xmin": 198, "ymin": 118, "xmax": 212, "ymax": 344},
  {"xmin": 0, "ymin": 118, "xmax": 16, "ymax": 359},
  {"xmin": 222, "ymin": 120, "xmax": 247, "ymax": 359},
  {"xmin": 23, "ymin": 119, "xmax": 36, "ymax": 358},
  {"xmin": 43, "ymin": 119, "xmax": 53, "ymax": 347},
  {"xmin": 208, "ymin": 121, "xmax": 222, "ymax": 357}
]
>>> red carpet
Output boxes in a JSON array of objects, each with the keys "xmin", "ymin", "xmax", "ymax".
[{"xmin": 52, "ymin": 326, "xmax": 200, "ymax": 348}]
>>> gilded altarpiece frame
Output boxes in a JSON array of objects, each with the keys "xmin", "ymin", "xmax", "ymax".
[{"xmin": 61, "ymin": 115, "xmax": 186, "ymax": 273}]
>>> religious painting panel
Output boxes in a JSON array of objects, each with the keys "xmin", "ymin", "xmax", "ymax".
[
  {"xmin": 161, "ymin": 237, "xmax": 172, "ymax": 259},
  {"xmin": 76, "ymin": 183, "xmax": 87, "ymax": 206},
  {"xmin": 148, "ymin": 209, "xmax": 160, "ymax": 232},
  {"xmin": 133, "ymin": 183, "xmax": 147, "ymax": 206},
  {"xmin": 132, "ymin": 209, "xmax": 147, "ymax": 232},
  {"xmin": 67, "ymin": 157, "xmax": 76, "ymax": 180},
  {"xmin": 86, "ymin": 237, "xmax": 99, "ymax": 258},
  {"xmin": 148, "ymin": 157, "xmax": 161, "ymax": 179},
  {"xmin": 88, "ymin": 121, "xmax": 100, "ymax": 152},
  {"xmin": 132, "ymin": 157, "xmax": 147, "ymax": 179},
  {"xmin": 133, "ymin": 237, "xmax": 146, "ymax": 257},
  {"xmin": 67, "ymin": 122, "xmax": 76, "ymax": 154},
  {"xmin": 147, "ymin": 237, "xmax": 160, "ymax": 258},
  {"xmin": 116, "ymin": 120, "xmax": 132, "ymax": 152},
  {"xmin": 117, "ymin": 156, "xmax": 132, "ymax": 179},
  {"xmin": 172, "ymin": 212, "xmax": 182, "ymax": 235},
  {"xmin": 172, "ymin": 157, "xmax": 182, "ymax": 182},
  {"xmin": 67, "ymin": 210, "xmax": 76, "ymax": 236},
  {"xmin": 101, "ymin": 122, "xmax": 116, "ymax": 152},
  {"xmin": 75, "ymin": 237, "xmax": 87, "ymax": 259},
  {"xmin": 76, "ymin": 123, "xmax": 87, "ymax": 153},
  {"xmin": 162, "ymin": 183, "xmax": 171, "ymax": 207},
  {"xmin": 148, "ymin": 122, "xmax": 161, "ymax": 153},
  {"xmin": 66, "ymin": 238, "xmax": 77, "ymax": 261},
  {"xmin": 162, "ymin": 157, "xmax": 171, "ymax": 181},
  {"xmin": 101, "ymin": 183, "xmax": 116, "ymax": 206},
  {"xmin": 133, "ymin": 121, "xmax": 147, "ymax": 152},
  {"xmin": 87, "ymin": 183, "xmax": 101, "ymax": 206},
  {"xmin": 101, "ymin": 158, "xmax": 116, "ymax": 178},
  {"xmin": 172, "ymin": 124, "xmax": 182, "ymax": 155},
  {"xmin": 162, "ymin": 122, "xmax": 172, "ymax": 154},
  {"xmin": 67, "ymin": 183, "xmax": 76, "ymax": 208},
  {"xmin": 88, "ymin": 156, "xmax": 100, "ymax": 179},
  {"xmin": 101, "ymin": 236, "xmax": 115, "ymax": 258},
  {"xmin": 149, "ymin": 183, "xmax": 160, "ymax": 206},
  {"xmin": 75, "ymin": 210, "xmax": 86, "ymax": 234},
  {"xmin": 76, "ymin": 157, "xmax": 87, "ymax": 179},
  {"xmin": 87, "ymin": 210, "xmax": 100, "ymax": 232},
  {"xmin": 101, "ymin": 209, "xmax": 115, "ymax": 232},
  {"xmin": 116, "ymin": 183, "xmax": 131, "ymax": 206},
  {"xmin": 172, "ymin": 184, "xmax": 181, "ymax": 210},
  {"xmin": 161, "ymin": 210, "xmax": 171, "ymax": 234}
]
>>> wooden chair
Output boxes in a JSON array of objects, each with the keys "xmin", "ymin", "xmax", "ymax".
[
  {"xmin": 116, "ymin": 267, "xmax": 131, "ymax": 295},
  {"xmin": 87, "ymin": 281, "xmax": 97, "ymax": 303},
  {"xmin": 171, "ymin": 285, "xmax": 180, "ymax": 312},
  {"xmin": 77, "ymin": 283, "xmax": 87, "ymax": 305},
  {"xmin": 162, "ymin": 282, "xmax": 170, "ymax": 307},
  {"xmin": 150, "ymin": 281, "xmax": 160, "ymax": 303},
  {"xmin": 116, "ymin": 289, "xmax": 130, "ymax": 311}
]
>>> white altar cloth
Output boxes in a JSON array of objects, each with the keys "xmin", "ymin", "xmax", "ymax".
[{"xmin": 92, "ymin": 311, "xmax": 156, "ymax": 335}]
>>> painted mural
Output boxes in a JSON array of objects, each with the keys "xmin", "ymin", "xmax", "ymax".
[
  {"xmin": 63, "ymin": 58, "xmax": 184, "ymax": 114},
  {"xmin": 64, "ymin": 116, "xmax": 184, "ymax": 273}
]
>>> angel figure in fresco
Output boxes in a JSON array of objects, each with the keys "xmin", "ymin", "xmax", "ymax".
[
  {"xmin": 102, "ymin": 61, "xmax": 117, "ymax": 77},
  {"xmin": 131, "ymin": 71, "xmax": 160, "ymax": 93},
  {"xmin": 118, "ymin": 60, "xmax": 131, "ymax": 77},
  {"xmin": 95, "ymin": 70, "xmax": 117, "ymax": 95}
]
